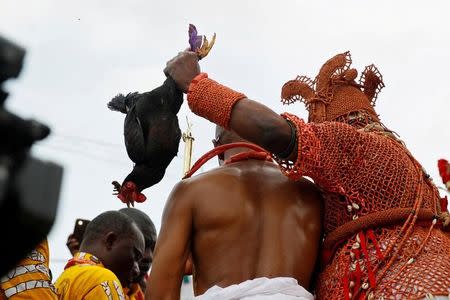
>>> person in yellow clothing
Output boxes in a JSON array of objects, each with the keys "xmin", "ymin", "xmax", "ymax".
[
  {"xmin": 118, "ymin": 208, "xmax": 156, "ymax": 300},
  {"xmin": 55, "ymin": 211, "xmax": 145, "ymax": 300},
  {"xmin": 0, "ymin": 240, "xmax": 58, "ymax": 299},
  {"xmin": 56, "ymin": 252, "xmax": 126, "ymax": 300},
  {"xmin": 66, "ymin": 208, "xmax": 157, "ymax": 300}
]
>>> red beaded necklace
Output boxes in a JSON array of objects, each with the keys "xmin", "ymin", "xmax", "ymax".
[
  {"xmin": 184, "ymin": 142, "xmax": 272, "ymax": 179},
  {"xmin": 225, "ymin": 150, "xmax": 272, "ymax": 165}
]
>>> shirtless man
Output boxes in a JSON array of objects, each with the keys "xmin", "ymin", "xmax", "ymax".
[
  {"xmin": 163, "ymin": 51, "xmax": 450, "ymax": 299},
  {"xmin": 147, "ymin": 127, "xmax": 322, "ymax": 299}
]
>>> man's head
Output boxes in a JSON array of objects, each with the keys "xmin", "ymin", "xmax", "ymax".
[
  {"xmin": 281, "ymin": 51, "xmax": 384, "ymax": 128},
  {"xmin": 212, "ymin": 126, "xmax": 247, "ymax": 163},
  {"xmin": 213, "ymin": 126, "xmax": 248, "ymax": 146},
  {"xmin": 119, "ymin": 208, "xmax": 157, "ymax": 288},
  {"xmin": 79, "ymin": 211, "xmax": 145, "ymax": 287}
]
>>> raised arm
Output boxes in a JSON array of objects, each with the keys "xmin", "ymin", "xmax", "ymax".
[
  {"xmin": 146, "ymin": 181, "xmax": 193, "ymax": 300},
  {"xmin": 229, "ymin": 98, "xmax": 293, "ymax": 156},
  {"xmin": 164, "ymin": 51, "xmax": 294, "ymax": 159}
]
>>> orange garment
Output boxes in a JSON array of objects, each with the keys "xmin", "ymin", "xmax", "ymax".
[
  {"xmin": 280, "ymin": 52, "xmax": 383, "ymax": 124},
  {"xmin": 0, "ymin": 240, "xmax": 58, "ymax": 299},
  {"xmin": 54, "ymin": 252, "xmax": 126, "ymax": 300},
  {"xmin": 123, "ymin": 283, "xmax": 144, "ymax": 300},
  {"xmin": 277, "ymin": 113, "xmax": 450, "ymax": 299},
  {"xmin": 184, "ymin": 50, "xmax": 450, "ymax": 299}
]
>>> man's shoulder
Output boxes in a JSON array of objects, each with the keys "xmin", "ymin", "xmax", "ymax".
[
  {"xmin": 56, "ymin": 264, "xmax": 119, "ymax": 287},
  {"xmin": 55, "ymin": 265, "xmax": 123, "ymax": 299},
  {"xmin": 179, "ymin": 166, "xmax": 231, "ymax": 186},
  {"xmin": 295, "ymin": 176, "xmax": 320, "ymax": 190},
  {"xmin": 167, "ymin": 166, "xmax": 237, "ymax": 206},
  {"xmin": 184, "ymin": 162, "xmax": 314, "ymax": 185}
]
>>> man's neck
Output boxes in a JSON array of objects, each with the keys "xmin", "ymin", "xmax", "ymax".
[
  {"xmin": 223, "ymin": 147, "xmax": 254, "ymax": 162},
  {"xmin": 78, "ymin": 245, "xmax": 103, "ymax": 263}
]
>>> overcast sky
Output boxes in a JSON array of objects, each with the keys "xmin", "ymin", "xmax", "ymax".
[{"xmin": 2, "ymin": 0, "xmax": 449, "ymax": 277}]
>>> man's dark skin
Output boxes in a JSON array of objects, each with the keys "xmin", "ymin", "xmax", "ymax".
[
  {"xmin": 119, "ymin": 207, "xmax": 157, "ymax": 291},
  {"xmin": 147, "ymin": 128, "xmax": 322, "ymax": 299},
  {"xmin": 66, "ymin": 208, "xmax": 157, "ymax": 291},
  {"xmin": 78, "ymin": 211, "xmax": 145, "ymax": 288}
]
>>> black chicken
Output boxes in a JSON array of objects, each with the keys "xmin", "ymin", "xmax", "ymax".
[{"xmin": 107, "ymin": 76, "xmax": 183, "ymax": 206}]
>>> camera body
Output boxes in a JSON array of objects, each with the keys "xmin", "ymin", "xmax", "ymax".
[{"xmin": 0, "ymin": 35, "xmax": 63, "ymax": 275}]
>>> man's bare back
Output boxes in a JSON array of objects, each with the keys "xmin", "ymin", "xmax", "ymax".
[
  {"xmin": 188, "ymin": 159, "xmax": 322, "ymax": 294},
  {"xmin": 148, "ymin": 136, "xmax": 322, "ymax": 299}
]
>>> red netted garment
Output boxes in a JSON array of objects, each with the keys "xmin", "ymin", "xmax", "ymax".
[{"xmin": 275, "ymin": 113, "xmax": 450, "ymax": 299}]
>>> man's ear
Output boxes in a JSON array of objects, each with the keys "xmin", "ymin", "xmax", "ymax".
[
  {"xmin": 212, "ymin": 139, "xmax": 224, "ymax": 163},
  {"xmin": 105, "ymin": 232, "xmax": 118, "ymax": 250}
]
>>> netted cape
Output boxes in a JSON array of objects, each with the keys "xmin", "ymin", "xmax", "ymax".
[{"xmin": 275, "ymin": 113, "xmax": 450, "ymax": 299}]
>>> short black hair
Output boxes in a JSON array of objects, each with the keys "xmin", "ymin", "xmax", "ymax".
[
  {"xmin": 119, "ymin": 208, "xmax": 157, "ymax": 251},
  {"xmin": 82, "ymin": 211, "xmax": 137, "ymax": 245}
]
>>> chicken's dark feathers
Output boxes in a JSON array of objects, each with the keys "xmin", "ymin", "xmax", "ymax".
[
  {"xmin": 108, "ymin": 76, "xmax": 184, "ymax": 197},
  {"xmin": 123, "ymin": 104, "xmax": 146, "ymax": 163},
  {"xmin": 107, "ymin": 92, "xmax": 140, "ymax": 114},
  {"xmin": 123, "ymin": 164, "xmax": 167, "ymax": 193}
]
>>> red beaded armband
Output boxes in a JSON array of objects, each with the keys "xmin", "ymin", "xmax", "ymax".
[{"xmin": 187, "ymin": 73, "xmax": 246, "ymax": 129}]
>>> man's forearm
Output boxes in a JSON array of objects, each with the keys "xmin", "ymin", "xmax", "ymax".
[
  {"xmin": 146, "ymin": 280, "xmax": 181, "ymax": 300},
  {"xmin": 186, "ymin": 74, "xmax": 293, "ymax": 157},
  {"xmin": 164, "ymin": 52, "xmax": 295, "ymax": 157},
  {"xmin": 229, "ymin": 98, "xmax": 292, "ymax": 156}
]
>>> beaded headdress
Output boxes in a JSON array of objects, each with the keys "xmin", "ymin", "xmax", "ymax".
[{"xmin": 281, "ymin": 52, "xmax": 384, "ymax": 124}]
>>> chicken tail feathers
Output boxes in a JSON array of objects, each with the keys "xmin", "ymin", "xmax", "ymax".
[{"xmin": 107, "ymin": 92, "xmax": 140, "ymax": 114}]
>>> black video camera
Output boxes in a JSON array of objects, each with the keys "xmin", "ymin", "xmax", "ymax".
[{"xmin": 0, "ymin": 35, "xmax": 63, "ymax": 276}]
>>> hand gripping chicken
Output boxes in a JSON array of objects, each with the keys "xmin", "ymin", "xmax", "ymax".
[{"xmin": 108, "ymin": 24, "xmax": 214, "ymax": 206}]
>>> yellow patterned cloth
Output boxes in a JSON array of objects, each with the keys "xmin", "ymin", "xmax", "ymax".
[
  {"xmin": 54, "ymin": 252, "xmax": 126, "ymax": 300},
  {"xmin": 0, "ymin": 240, "xmax": 57, "ymax": 299}
]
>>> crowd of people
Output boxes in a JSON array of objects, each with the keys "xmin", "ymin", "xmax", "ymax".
[
  {"xmin": 1, "ymin": 49, "xmax": 450, "ymax": 300},
  {"xmin": 0, "ymin": 208, "xmax": 156, "ymax": 300}
]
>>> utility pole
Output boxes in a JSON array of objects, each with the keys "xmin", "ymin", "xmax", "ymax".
[{"xmin": 182, "ymin": 116, "xmax": 195, "ymax": 177}]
